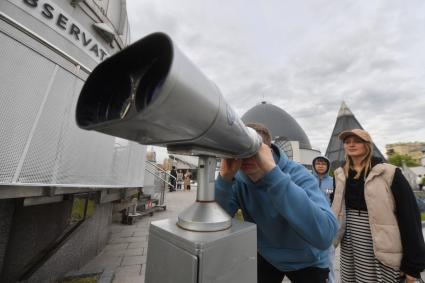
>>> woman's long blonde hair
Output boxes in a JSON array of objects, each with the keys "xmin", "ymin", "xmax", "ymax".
[{"xmin": 343, "ymin": 141, "xmax": 373, "ymax": 180}]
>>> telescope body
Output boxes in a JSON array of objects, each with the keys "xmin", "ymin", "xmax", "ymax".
[
  {"xmin": 76, "ymin": 32, "xmax": 261, "ymax": 158},
  {"xmin": 76, "ymin": 32, "xmax": 262, "ymax": 233}
]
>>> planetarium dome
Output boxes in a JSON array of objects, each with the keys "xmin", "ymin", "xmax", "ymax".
[{"xmin": 241, "ymin": 101, "xmax": 312, "ymax": 149}]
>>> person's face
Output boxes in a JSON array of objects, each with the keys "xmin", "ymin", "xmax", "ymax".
[
  {"xmin": 314, "ymin": 160, "xmax": 328, "ymax": 175},
  {"xmin": 240, "ymin": 156, "xmax": 261, "ymax": 176},
  {"xmin": 343, "ymin": 136, "xmax": 368, "ymax": 158}
]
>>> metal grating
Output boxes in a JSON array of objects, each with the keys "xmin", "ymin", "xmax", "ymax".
[
  {"xmin": 1, "ymin": 32, "xmax": 146, "ymax": 187},
  {"xmin": 0, "ymin": 32, "xmax": 56, "ymax": 183}
]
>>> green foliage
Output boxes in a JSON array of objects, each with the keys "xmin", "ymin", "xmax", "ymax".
[
  {"xmin": 71, "ymin": 198, "xmax": 95, "ymax": 224},
  {"xmin": 422, "ymin": 213, "xmax": 425, "ymax": 222},
  {"xmin": 235, "ymin": 209, "xmax": 244, "ymax": 221},
  {"xmin": 388, "ymin": 153, "xmax": 419, "ymax": 167}
]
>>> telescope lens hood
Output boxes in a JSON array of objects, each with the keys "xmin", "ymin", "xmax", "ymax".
[{"xmin": 76, "ymin": 32, "xmax": 173, "ymax": 128}]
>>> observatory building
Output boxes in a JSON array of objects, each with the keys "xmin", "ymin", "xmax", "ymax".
[{"xmin": 242, "ymin": 101, "xmax": 320, "ymax": 170}]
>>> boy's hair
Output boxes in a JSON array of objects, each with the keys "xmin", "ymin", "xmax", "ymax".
[
  {"xmin": 246, "ymin": 123, "xmax": 272, "ymax": 146},
  {"xmin": 314, "ymin": 157, "xmax": 328, "ymax": 165}
]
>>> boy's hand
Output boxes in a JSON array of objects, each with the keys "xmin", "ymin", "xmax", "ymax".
[
  {"xmin": 220, "ymin": 158, "xmax": 242, "ymax": 182},
  {"xmin": 254, "ymin": 143, "xmax": 276, "ymax": 173}
]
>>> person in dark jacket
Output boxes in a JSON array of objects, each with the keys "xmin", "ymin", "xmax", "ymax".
[
  {"xmin": 216, "ymin": 123, "xmax": 337, "ymax": 283},
  {"xmin": 332, "ymin": 129, "xmax": 425, "ymax": 283},
  {"xmin": 169, "ymin": 166, "xmax": 177, "ymax": 192}
]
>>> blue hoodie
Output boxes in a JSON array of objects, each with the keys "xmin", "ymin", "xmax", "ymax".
[
  {"xmin": 215, "ymin": 144, "xmax": 338, "ymax": 271},
  {"xmin": 312, "ymin": 156, "xmax": 334, "ymax": 204}
]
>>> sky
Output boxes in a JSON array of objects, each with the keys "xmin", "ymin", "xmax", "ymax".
[{"xmin": 126, "ymin": 0, "xmax": 425, "ymax": 160}]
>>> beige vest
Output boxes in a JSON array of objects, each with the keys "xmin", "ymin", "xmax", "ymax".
[{"xmin": 332, "ymin": 164, "xmax": 402, "ymax": 268}]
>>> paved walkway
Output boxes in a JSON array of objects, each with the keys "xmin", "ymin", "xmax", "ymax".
[
  {"xmin": 73, "ymin": 187, "xmax": 424, "ymax": 283},
  {"xmin": 73, "ymin": 187, "xmax": 198, "ymax": 283}
]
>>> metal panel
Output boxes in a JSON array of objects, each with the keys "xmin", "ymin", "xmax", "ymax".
[
  {"xmin": 0, "ymin": 31, "xmax": 56, "ymax": 183},
  {"xmin": 0, "ymin": 26, "xmax": 146, "ymax": 188},
  {"xmin": 199, "ymin": 225, "xmax": 257, "ymax": 283},
  {"xmin": 146, "ymin": 218, "xmax": 257, "ymax": 283},
  {"xmin": 17, "ymin": 66, "xmax": 75, "ymax": 184},
  {"xmin": 146, "ymin": 232, "xmax": 198, "ymax": 283}
]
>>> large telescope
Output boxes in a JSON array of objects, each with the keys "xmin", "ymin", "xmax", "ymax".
[
  {"xmin": 76, "ymin": 32, "xmax": 261, "ymax": 159},
  {"xmin": 76, "ymin": 32, "xmax": 261, "ymax": 232},
  {"xmin": 76, "ymin": 32, "xmax": 258, "ymax": 282}
]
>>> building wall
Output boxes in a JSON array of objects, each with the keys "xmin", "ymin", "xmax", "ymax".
[
  {"xmin": 299, "ymin": 148, "xmax": 321, "ymax": 170},
  {"xmin": 0, "ymin": 200, "xmax": 15, "ymax": 277},
  {"xmin": 0, "ymin": 199, "xmax": 111, "ymax": 283},
  {"xmin": 386, "ymin": 142, "xmax": 425, "ymax": 164}
]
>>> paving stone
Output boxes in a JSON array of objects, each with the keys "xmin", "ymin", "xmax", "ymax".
[
  {"xmin": 102, "ymin": 248, "xmax": 144, "ymax": 257},
  {"xmin": 109, "ymin": 236, "xmax": 146, "ymax": 244},
  {"xmin": 104, "ymin": 243, "xmax": 129, "ymax": 251},
  {"xmin": 121, "ymin": 256, "xmax": 146, "ymax": 266},
  {"xmin": 112, "ymin": 275, "xmax": 144, "ymax": 283},
  {"xmin": 132, "ymin": 230, "xmax": 149, "ymax": 237},
  {"xmin": 110, "ymin": 231, "xmax": 135, "ymax": 239},
  {"xmin": 98, "ymin": 270, "xmax": 115, "ymax": 283},
  {"xmin": 114, "ymin": 265, "xmax": 142, "ymax": 277},
  {"xmin": 83, "ymin": 255, "xmax": 123, "ymax": 271},
  {"xmin": 110, "ymin": 226, "xmax": 124, "ymax": 234},
  {"xmin": 128, "ymin": 242, "xmax": 148, "ymax": 249}
]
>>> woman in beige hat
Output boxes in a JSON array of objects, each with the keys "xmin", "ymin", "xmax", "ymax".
[{"xmin": 332, "ymin": 129, "xmax": 425, "ymax": 283}]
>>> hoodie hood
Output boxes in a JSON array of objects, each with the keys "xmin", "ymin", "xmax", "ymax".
[{"xmin": 312, "ymin": 156, "xmax": 330, "ymax": 176}]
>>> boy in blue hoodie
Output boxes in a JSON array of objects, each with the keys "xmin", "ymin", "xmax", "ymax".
[
  {"xmin": 312, "ymin": 156, "xmax": 335, "ymax": 283},
  {"xmin": 215, "ymin": 123, "xmax": 338, "ymax": 283}
]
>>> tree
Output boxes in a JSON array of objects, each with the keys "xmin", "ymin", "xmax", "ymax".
[{"xmin": 388, "ymin": 153, "xmax": 420, "ymax": 167}]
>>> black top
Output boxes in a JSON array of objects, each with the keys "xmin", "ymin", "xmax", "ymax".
[
  {"xmin": 345, "ymin": 168, "xmax": 367, "ymax": 210},
  {"xmin": 335, "ymin": 157, "xmax": 425, "ymax": 277}
]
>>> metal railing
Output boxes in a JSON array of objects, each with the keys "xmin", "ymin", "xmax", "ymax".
[{"xmin": 145, "ymin": 161, "xmax": 176, "ymax": 189}]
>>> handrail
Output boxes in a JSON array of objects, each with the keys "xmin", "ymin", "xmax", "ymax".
[
  {"xmin": 144, "ymin": 167, "xmax": 173, "ymax": 187},
  {"xmin": 146, "ymin": 161, "xmax": 176, "ymax": 181},
  {"xmin": 145, "ymin": 161, "xmax": 176, "ymax": 189}
]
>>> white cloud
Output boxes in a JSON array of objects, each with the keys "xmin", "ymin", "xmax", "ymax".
[{"xmin": 127, "ymin": 0, "xmax": 425, "ymax": 155}]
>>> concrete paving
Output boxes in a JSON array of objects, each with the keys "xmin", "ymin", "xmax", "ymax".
[
  {"xmin": 72, "ymin": 187, "xmax": 198, "ymax": 283},
  {"xmin": 72, "ymin": 186, "xmax": 424, "ymax": 283}
]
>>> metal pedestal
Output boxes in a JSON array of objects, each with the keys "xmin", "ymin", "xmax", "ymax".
[{"xmin": 145, "ymin": 218, "xmax": 257, "ymax": 283}]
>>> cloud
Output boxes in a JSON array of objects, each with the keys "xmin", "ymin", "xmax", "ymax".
[{"xmin": 127, "ymin": 0, "xmax": 425, "ymax": 156}]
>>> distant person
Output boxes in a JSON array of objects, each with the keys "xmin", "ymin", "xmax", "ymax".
[
  {"xmin": 184, "ymin": 170, "xmax": 192, "ymax": 190},
  {"xmin": 417, "ymin": 174, "xmax": 423, "ymax": 191},
  {"xmin": 332, "ymin": 129, "xmax": 425, "ymax": 283},
  {"xmin": 312, "ymin": 156, "xmax": 336, "ymax": 283},
  {"xmin": 216, "ymin": 123, "xmax": 337, "ymax": 283},
  {"xmin": 169, "ymin": 166, "xmax": 177, "ymax": 192},
  {"xmin": 176, "ymin": 169, "xmax": 183, "ymax": 190}
]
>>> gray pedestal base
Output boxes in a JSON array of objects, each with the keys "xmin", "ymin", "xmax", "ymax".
[{"xmin": 146, "ymin": 218, "xmax": 257, "ymax": 283}]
